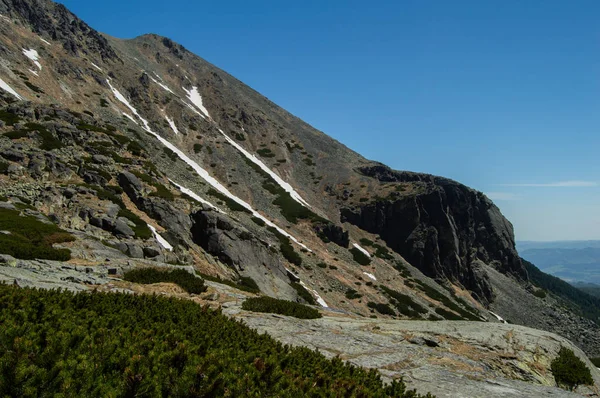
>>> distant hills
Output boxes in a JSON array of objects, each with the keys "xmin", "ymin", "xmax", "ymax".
[{"xmin": 518, "ymin": 241, "xmax": 600, "ymax": 284}]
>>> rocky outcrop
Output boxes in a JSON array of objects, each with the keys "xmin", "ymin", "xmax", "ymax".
[
  {"xmin": 0, "ymin": 0, "xmax": 119, "ymax": 61},
  {"xmin": 342, "ymin": 164, "xmax": 527, "ymax": 303},
  {"xmin": 190, "ymin": 210, "xmax": 297, "ymax": 300}
]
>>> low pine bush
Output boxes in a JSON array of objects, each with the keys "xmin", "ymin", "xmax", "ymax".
[
  {"xmin": 551, "ymin": 347, "xmax": 593, "ymax": 390},
  {"xmin": 123, "ymin": 268, "xmax": 206, "ymax": 294},
  {"xmin": 0, "ymin": 208, "xmax": 73, "ymax": 261},
  {"xmin": 0, "ymin": 284, "xmax": 432, "ymax": 397}
]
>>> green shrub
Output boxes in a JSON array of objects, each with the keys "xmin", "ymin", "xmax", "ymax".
[
  {"xmin": 434, "ymin": 307, "xmax": 463, "ymax": 321},
  {"xmin": 117, "ymin": 208, "xmax": 152, "ymax": 239},
  {"xmin": 0, "ymin": 285, "xmax": 431, "ymax": 397},
  {"xmin": 127, "ymin": 140, "xmax": 144, "ymax": 156},
  {"xmin": 207, "ymin": 188, "xmax": 251, "ymax": 213},
  {"xmin": 412, "ymin": 279, "xmax": 480, "ymax": 321},
  {"xmin": 359, "ymin": 238, "xmax": 374, "ymax": 247},
  {"xmin": 367, "ymin": 302, "xmax": 396, "ymax": 316},
  {"xmin": 381, "ymin": 286, "xmax": 427, "ymax": 318},
  {"xmin": 533, "ymin": 288, "xmax": 547, "ymax": 299},
  {"xmin": 0, "ymin": 110, "xmax": 21, "ymax": 125},
  {"xmin": 345, "ymin": 289, "xmax": 362, "ymax": 300},
  {"xmin": 350, "ymin": 247, "xmax": 371, "ymax": 265},
  {"xmin": 149, "ymin": 182, "xmax": 175, "ymax": 201},
  {"xmin": 257, "ymin": 148, "xmax": 275, "ymax": 158},
  {"xmin": 242, "ymin": 296, "xmax": 321, "ymax": 319},
  {"xmin": 551, "ymin": 347, "xmax": 593, "ymax": 390},
  {"xmin": 590, "ymin": 357, "xmax": 600, "ymax": 367},
  {"xmin": 123, "ymin": 268, "xmax": 206, "ymax": 294},
  {"xmin": 0, "ymin": 159, "xmax": 8, "ymax": 174},
  {"xmin": 0, "ymin": 208, "xmax": 73, "ymax": 261},
  {"xmin": 251, "ymin": 216, "xmax": 266, "ymax": 226},
  {"xmin": 193, "ymin": 143, "xmax": 203, "ymax": 153},
  {"xmin": 290, "ymin": 282, "xmax": 316, "ymax": 305}
]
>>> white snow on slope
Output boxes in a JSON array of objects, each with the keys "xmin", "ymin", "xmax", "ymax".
[
  {"xmin": 108, "ymin": 82, "xmax": 310, "ymax": 251},
  {"xmin": 147, "ymin": 224, "xmax": 173, "ymax": 251},
  {"xmin": 22, "ymin": 48, "xmax": 42, "ymax": 70},
  {"xmin": 90, "ymin": 62, "xmax": 102, "ymax": 72},
  {"xmin": 28, "ymin": 69, "xmax": 39, "ymax": 77},
  {"xmin": 300, "ymin": 281, "xmax": 328, "ymax": 307},
  {"xmin": 39, "ymin": 37, "xmax": 51, "ymax": 45},
  {"xmin": 489, "ymin": 311, "xmax": 507, "ymax": 324},
  {"xmin": 108, "ymin": 80, "xmax": 141, "ymax": 118},
  {"xmin": 150, "ymin": 75, "xmax": 175, "ymax": 94},
  {"xmin": 363, "ymin": 272, "xmax": 377, "ymax": 281},
  {"xmin": 0, "ymin": 78, "xmax": 23, "ymax": 100},
  {"xmin": 353, "ymin": 243, "xmax": 371, "ymax": 258},
  {"xmin": 122, "ymin": 112, "xmax": 138, "ymax": 125},
  {"xmin": 219, "ymin": 129, "xmax": 312, "ymax": 208},
  {"xmin": 165, "ymin": 116, "xmax": 179, "ymax": 135},
  {"xmin": 168, "ymin": 179, "xmax": 224, "ymax": 213},
  {"xmin": 183, "ymin": 86, "xmax": 210, "ymax": 118}
]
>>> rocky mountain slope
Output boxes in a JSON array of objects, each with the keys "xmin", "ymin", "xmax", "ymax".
[{"xmin": 0, "ymin": 0, "xmax": 599, "ymax": 395}]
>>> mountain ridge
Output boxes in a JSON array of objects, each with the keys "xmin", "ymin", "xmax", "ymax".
[{"xmin": 0, "ymin": 0, "xmax": 599, "ymax": 395}]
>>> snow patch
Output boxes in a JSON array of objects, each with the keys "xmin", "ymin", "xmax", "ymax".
[
  {"xmin": 22, "ymin": 48, "xmax": 42, "ymax": 70},
  {"xmin": 150, "ymin": 74, "xmax": 175, "ymax": 94},
  {"xmin": 363, "ymin": 272, "xmax": 377, "ymax": 281},
  {"xmin": 90, "ymin": 62, "xmax": 102, "ymax": 72},
  {"xmin": 165, "ymin": 116, "xmax": 179, "ymax": 135},
  {"xmin": 122, "ymin": 113, "xmax": 138, "ymax": 125},
  {"xmin": 108, "ymin": 80, "xmax": 141, "ymax": 118},
  {"xmin": 299, "ymin": 281, "xmax": 328, "ymax": 308},
  {"xmin": 219, "ymin": 129, "xmax": 312, "ymax": 208},
  {"xmin": 147, "ymin": 224, "xmax": 173, "ymax": 251},
  {"xmin": 39, "ymin": 37, "xmax": 51, "ymax": 46},
  {"xmin": 107, "ymin": 81, "xmax": 309, "ymax": 251},
  {"xmin": 0, "ymin": 78, "xmax": 23, "ymax": 100},
  {"xmin": 183, "ymin": 86, "xmax": 210, "ymax": 118},
  {"xmin": 168, "ymin": 179, "xmax": 224, "ymax": 213},
  {"xmin": 489, "ymin": 311, "xmax": 507, "ymax": 324},
  {"xmin": 353, "ymin": 243, "xmax": 371, "ymax": 258},
  {"xmin": 28, "ymin": 69, "xmax": 39, "ymax": 77}
]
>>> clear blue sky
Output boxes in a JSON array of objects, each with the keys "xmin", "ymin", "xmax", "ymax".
[{"xmin": 59, "ymin": 0, "xmax": 600, "ymax": 241}]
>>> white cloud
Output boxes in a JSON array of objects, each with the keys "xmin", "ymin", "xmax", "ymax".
[
  {"xmin": 485, "ymin": 192, "xmax": 521, "ymax": 201},
  {"xmin": 499, "ymin": 181, "xmax": 597, "ymax": 187}
]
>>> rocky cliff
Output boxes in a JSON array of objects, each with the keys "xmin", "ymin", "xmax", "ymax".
[{"xmin": 341, "ymin": 164, "xmax": 527, "ymax": 304}]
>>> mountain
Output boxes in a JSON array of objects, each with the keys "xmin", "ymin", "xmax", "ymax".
[
  {"xmin": 518, "ymin": 241, "xmax": 600, "ymax": 284},
  {"xmin": 0, "ymin": 0, "xmax": 599, "ymax": 396}
]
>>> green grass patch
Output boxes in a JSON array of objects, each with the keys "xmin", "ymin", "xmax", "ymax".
[
  {"xmin": 242, "ymin": 296, "xmax": 321, "ymax": 319},
  {"xmin": 123, "ymin": 268, "xmax": 206, "ymax": 294},
  {"xmin": 0, "ymin": 208, "xmax": 73, "ymax": 261}
]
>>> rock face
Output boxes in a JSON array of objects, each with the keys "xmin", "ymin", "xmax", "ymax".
[
  {"xmin": 342, "ymin": 165, "xmax": 527, "ymax": 303},
  {"xmin": 191, "ymin": 210, "xmax": 297, "ymax": 300}
]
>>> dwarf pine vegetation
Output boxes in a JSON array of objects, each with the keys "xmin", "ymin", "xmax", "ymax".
[{"xmin": 0, "ymin": 285, "xmax": 432, "ymax": 397}]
